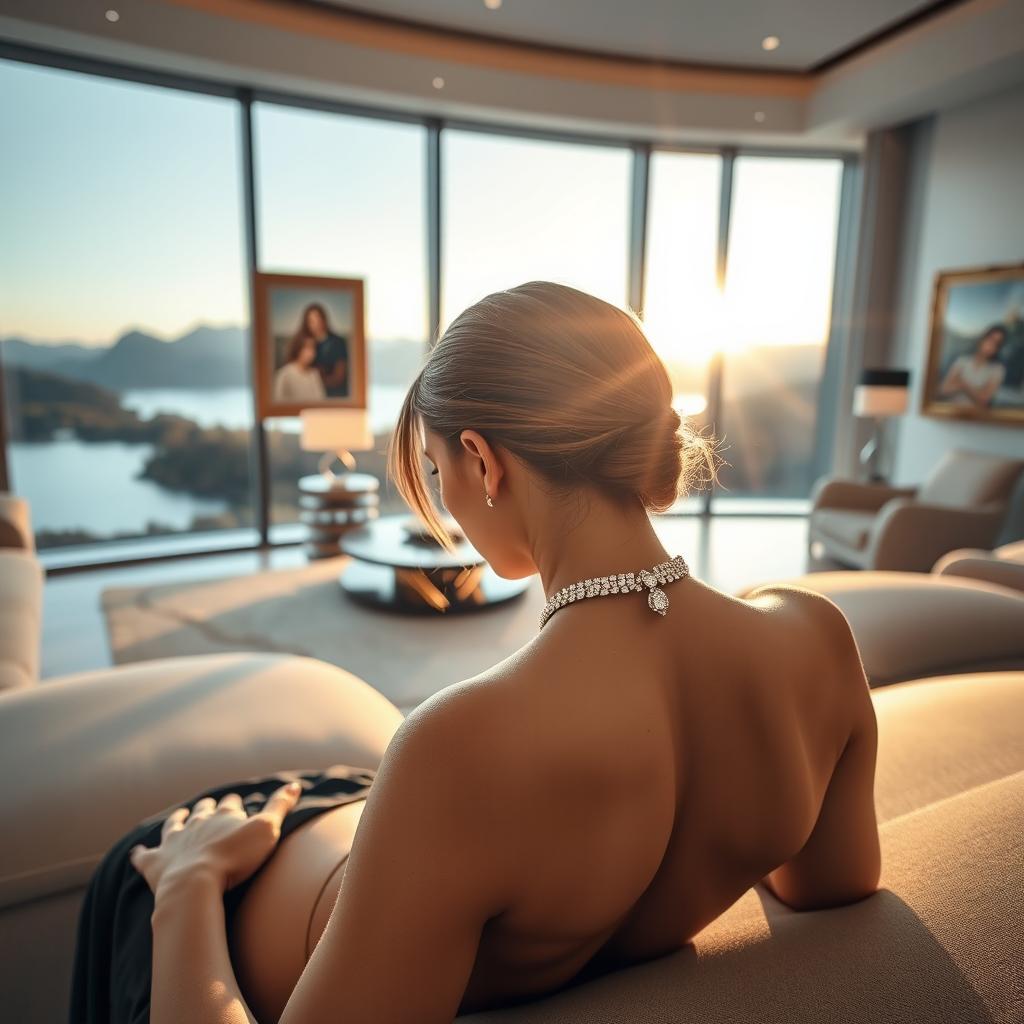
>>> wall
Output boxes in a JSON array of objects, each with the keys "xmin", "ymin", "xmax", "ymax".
[{"xmin": 890, "ymin": 82, "xmax": 1024, "ymax": 488}]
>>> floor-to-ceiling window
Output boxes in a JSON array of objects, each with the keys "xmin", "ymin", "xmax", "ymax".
[
  {"xmin": 642, "ymin": 149, "xmax": 844, "ymax": 512},
  {"xmin": 0, "ymin": 60, "xmax": 254, "ymax": 553},
  {"xmin": 440, "ymin": 129, "xmax": 632, "ymax": 331},
  {"xmin": 715, "ymin": 155, "xmax": 844, "ymax": 507},
  {"xmin": 641, "ymin": 150, "xmax": 724, "ymax": 512},
  {"xmin": 252, "ymin": 101, "xmax": 428, "ymax": 535},
  {"xmin": 0, "ymin": 49, "xmax": 852, "ymax": 568}
]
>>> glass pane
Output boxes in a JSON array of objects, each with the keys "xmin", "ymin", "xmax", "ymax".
[
  {"xmin": 0, "ymin": 60, "xmax": 254, "ymax": 552},
  {"xmin": 716, "ymin": 156, "xmax": 844, "ymax": 503},
  {"xmin": 254, "ymin": 103, "xmax": 428, "ymax": 533},
  {"xmin": 441, "ymin": 130, "xmax": 631, "ymax": 329},
  {"xmin": 642, "ymin": 151, "xmax": 723, "ymax": 510}
]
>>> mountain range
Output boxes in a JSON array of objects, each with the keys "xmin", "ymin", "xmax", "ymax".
[{"xmin": 0, "ymin": 327, "xmax": 427, "ymax": 390}]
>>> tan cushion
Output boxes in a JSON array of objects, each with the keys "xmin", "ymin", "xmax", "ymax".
[
  {"xmin": 871, "ymin": 672, "xmax": 1024, "ymax": 822},
  {"xmin": 917, "ymin": 449, "xmax": 1024, "ymax": 508},
  {"xmin": 0, "ymin": 550, "xmax": 43, "ymax": 693},
  {"xmin": 0, "ymin": 652, "xmax": 404, "ymax": 909},
  {"xmin": 459, "ymin": 769, "xmax": 1024, "ymax": 1023},
  {"xmin": 995, "ymin": 539, "xmax": 1024, "ymax": 563},
  {"xmin": 747, "ymin": 571, "xmax": 1024, "ymax": 685},
  {"xmin": 932, "ymin": 548, "xmax": 1024, "ymax": 592},
  {"xmin": 810, "ymin": 508, "xmax": 875, "ymax": 550}
]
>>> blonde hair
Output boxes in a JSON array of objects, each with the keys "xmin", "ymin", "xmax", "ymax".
[{"xmin": 386, "ymin": 281, "xmax": 719, "ymax": 553}]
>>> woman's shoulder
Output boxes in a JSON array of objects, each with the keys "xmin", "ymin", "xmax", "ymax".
[{"xmin": 741, "ymin": 583, "xmax": 864, "ymax": 685}]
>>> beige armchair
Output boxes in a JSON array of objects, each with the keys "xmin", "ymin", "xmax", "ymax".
[
  {"xmin": 808, "ymin": 448, "xmax": 1024, "ymax": 573},
  {"xmin": 932, "ymin": 539, "xmax": 1024, "ymax": 593}
]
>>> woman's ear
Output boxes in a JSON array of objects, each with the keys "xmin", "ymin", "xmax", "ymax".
[{"xmin": 459, "ymin": 429, "xmax": 504, "ymax": 492}]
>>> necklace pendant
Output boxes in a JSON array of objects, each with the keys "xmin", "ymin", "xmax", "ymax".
[{"xmin": 648, "ymin": 587, "xmax": 669, "ymax": 615}]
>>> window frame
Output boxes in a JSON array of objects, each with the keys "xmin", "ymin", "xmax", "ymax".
[{"xmin": 0, "ymin": 40, "xmax": 859, "ymax": 573}]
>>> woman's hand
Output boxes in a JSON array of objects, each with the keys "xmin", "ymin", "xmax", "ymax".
[{"xmin": 130, "ymin": 782, "xmax": 303, "ymax": 900}]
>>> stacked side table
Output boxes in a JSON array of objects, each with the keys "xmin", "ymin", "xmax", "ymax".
[{"xmin": 298, "ymin": 472, "xmax": 380, "ymax": 560}]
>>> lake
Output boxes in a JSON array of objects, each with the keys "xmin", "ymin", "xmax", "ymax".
[
  {"xmin": 10, "ymin": 384, "xmax": 409, "ymax": 540},
  {"xmin": 120, "ymin": 385, "xmax": 408, "ymax": 433}
]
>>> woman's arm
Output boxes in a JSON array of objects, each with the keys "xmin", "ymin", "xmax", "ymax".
[
  {"xmin": 958, "ymin": 364, "xmax": 1004, "ymax": 407},
  {"xmin": 321, "ymin": 357, "xmax": 348, "ymax": 389},
  {"xmin": 135, "ymin": 687, "xmax": 514, "ymax": 1024},
  {"xmin": 280, "ymin": 687, "xmax": 518, "ymax": 1023},
  {"xmin": 937, "ymin": 358, "xmax": 965, "ymax": 396},
  {"xmin": 150, "ymin": 870, "xmax": 258, "ymax": 1024},
  {"xmin": 131, "ymin": 786, "xmax": 303, "ymax": 1024}
]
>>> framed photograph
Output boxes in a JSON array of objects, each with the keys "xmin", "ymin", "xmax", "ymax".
[
  {"xmin": 252, "ymin": 272, "xmax": 367, "ymax": 418},
  {"xmin": 922, "ymin": 262, "xmax": 1024, "ymax": 425}
]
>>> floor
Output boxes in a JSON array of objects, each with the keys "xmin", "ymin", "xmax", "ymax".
[{"xmin": 40, "ymin": 514, "xmax": 810, "ymax": 680}]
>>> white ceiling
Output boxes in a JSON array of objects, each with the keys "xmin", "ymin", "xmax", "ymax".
[{"xmin": 312, "ymin": 0, "xmax": 946, "ymax": 71}]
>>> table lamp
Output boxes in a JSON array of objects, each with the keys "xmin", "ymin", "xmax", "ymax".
[
  {"xmin": 298, "ymin": 408, "xmax": 379, "ymax": 559},
  {"xmin": 853, "ymin": 368, "xmax": 910, "ymax": 482},
  {"xmin": 300, "ymin": 408, "xmax": 374, "ymax": 478}
]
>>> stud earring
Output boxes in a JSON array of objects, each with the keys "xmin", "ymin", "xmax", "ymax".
[{"xmin": 485, "ymin": 492, "xmax": 495, "ymax": 507}]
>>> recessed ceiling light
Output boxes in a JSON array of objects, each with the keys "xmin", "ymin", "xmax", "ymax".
[
  {"xmin": 105, "ymin": 9, "xmax": 120, "ymax": 22},
  {"xmin": 484, "ymin": 0, "xmax": 502, "ymax": 9},
  {"xmin": 761, "ymin": 35, "xmax": 780, "ymax": 51},
  {"xmin": 753, "ymin": 111, "xmax": 766, "ymax": 123},
  {"xmin": 432, "ymin": 76, "xmax": 445, "ymax": 89}
]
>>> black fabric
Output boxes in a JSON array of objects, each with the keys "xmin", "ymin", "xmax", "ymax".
[{"xmin": 68, "ymin": 764, "xmax": 376, "ymax": 1024}]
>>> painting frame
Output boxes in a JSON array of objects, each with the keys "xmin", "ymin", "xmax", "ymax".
[
  {"xmin": 921, "ymin": 261, "xmax": 1024, "ymax": 426},
  {"xmin": 252, "ymin": 271, "xmax": 367, "ymax": 419}
]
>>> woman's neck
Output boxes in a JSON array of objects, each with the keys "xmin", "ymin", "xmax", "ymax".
[{"xmin": 531, "ymin": 498, "xmax": 673, "ymax": 600}]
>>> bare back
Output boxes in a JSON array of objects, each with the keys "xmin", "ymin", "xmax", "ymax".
[
  {"xmin": 231, "ymin": 577, "xmax": 880, "ymax": 1018},
  {"xmin": 454, "ymin": 576, "xmax": 878, "ymax": 1007}
]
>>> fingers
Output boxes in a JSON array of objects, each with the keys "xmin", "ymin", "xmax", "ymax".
[
  {"xmin": 191, "ymin": 796, "xmax": 217, "ymax": 817},
  {"xmin": 259, "ymin": 781, "xmax": 303, "ymax": 828},
  {"xmin": 217, "ymin": 792, "xmax": 244, "ymax": 813},
  {"xmin": 161, "ymin": 806, "xmax": 189, "ymax": 839}
]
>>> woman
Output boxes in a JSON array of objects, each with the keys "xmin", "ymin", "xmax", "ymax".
[
  {"xmin": 70, "ymin": 281, "xmax": 881, "ymax": 1024},
  {"xmin": 938, "ymin": 323, "xmax": 1008, "ymax": 408},
  {"xmin": 272, "ymin": 330, "xmax": 327, "ymax": 403},
  {"xmin": 302, "ymin": 302, "xmax": 350, "ymax": 398}
]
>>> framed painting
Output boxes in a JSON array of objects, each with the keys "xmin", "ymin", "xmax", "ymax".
[
  {"xmin": 922, "ymin": 262, "xmax": 1024, "ymax": 424},
  {"xmin": 252, "ymin": 272, "xmax": 367, "ymax": 418}
]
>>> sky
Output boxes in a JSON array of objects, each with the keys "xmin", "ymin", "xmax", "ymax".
[
  {"xmin": 943, "ymin": 279, "xmax": 1024, "ymax": 338},
  {"xmin": 0, "ymin": 57, "xmax": 843, "ymax": 363}
]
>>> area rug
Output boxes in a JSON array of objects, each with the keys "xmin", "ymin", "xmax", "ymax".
[{"xmin": 102, "ymin": 556, "xmax": 547, "ymax": 715}]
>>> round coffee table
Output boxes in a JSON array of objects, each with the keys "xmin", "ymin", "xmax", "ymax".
[{"xmin": 339, "ymin": 513, "xmax": 530, "ymax": 614}]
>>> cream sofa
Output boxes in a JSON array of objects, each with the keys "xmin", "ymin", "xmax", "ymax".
[
  {"xmin": 1, "ymin": 498, "xmax": 1022, "ymax": 1023},
  {"xmin": 807, "ymin": 448, "xmax": 1023, "ymax": 573},
  {"xmin": 934, "ymin": 539, "xmax": 1024, "ymax": 593}
]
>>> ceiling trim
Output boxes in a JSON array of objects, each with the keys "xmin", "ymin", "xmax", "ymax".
[
  {"xmin": 298, "ymin": 0, "xmax": 973, "ymax": 79},
  {"xmin": 810, "ymin": 0, "xmax": 969, "ymax": 72},
  {"xmin": 168, "ymin": 0, "xmax": 813, "ymax": 98},
  {"xmin": 294, "ymin": 0, "xmax": 810, "ymax": 77}
]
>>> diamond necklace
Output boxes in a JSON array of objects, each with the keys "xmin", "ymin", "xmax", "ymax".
[{"xmin": 538, "ymin": 554, "xmax": 690, "ymax": 632}]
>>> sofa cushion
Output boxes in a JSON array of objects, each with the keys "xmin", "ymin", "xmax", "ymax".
[
  {"xmin": 871, "ymin": 671, "xmax": 1024, "ymax": 822},
  {"xmin": 810, "ymin": 508, "xmax": 875, "ymax": 550},
  {"xmin": 0, "ymin": 652, "xmax": 404, "ymax": 909},
  {"xmin": 995, "ymin": 539, "xmax": 1024, "ymax": 562},
  {"xmin": 0, "ymin": 549, "xmax": 43, "ymax": 693},
  {"xmin": 917, "ymin": 449, "xmax": 1024, "ymax": 508}
]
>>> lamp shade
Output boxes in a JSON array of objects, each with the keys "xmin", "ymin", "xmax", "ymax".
[
  {"xmin": 853, "ymin": 368, "xmax": 910, "ymax": 418},
  {"xmin": 300, "ymin": 408, "xmax": 374, "ymax": 452}
]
